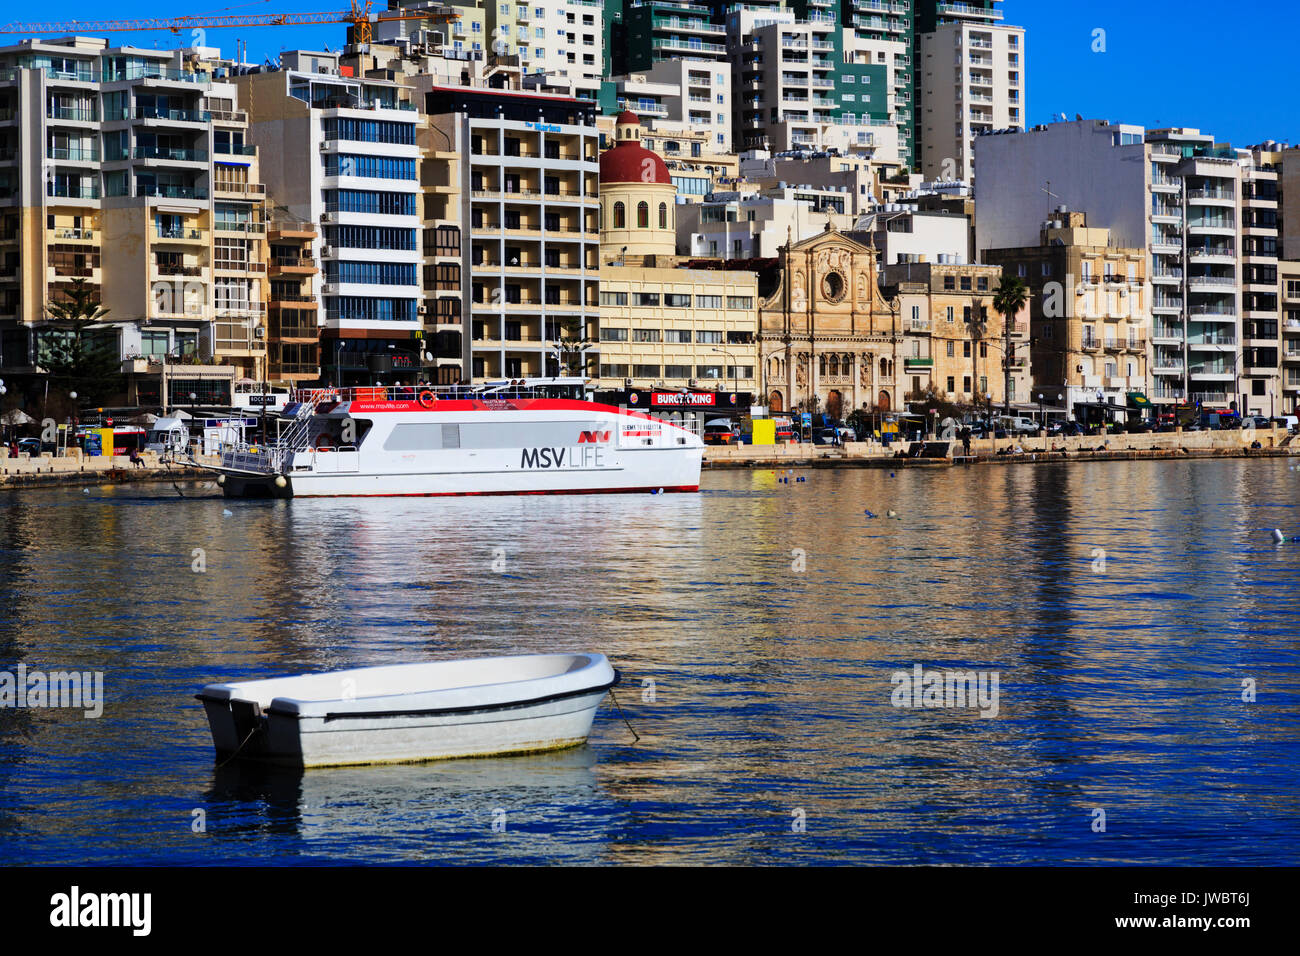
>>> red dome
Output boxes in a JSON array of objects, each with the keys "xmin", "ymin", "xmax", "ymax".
[{"xmin": 600, "ymin": 112, "xmax": 671, "ymax": 186}]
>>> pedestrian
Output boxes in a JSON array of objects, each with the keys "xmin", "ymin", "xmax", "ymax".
[
  {"xmin": 129, "ymin": 446, "xmax": 145, "ymax": 469},
  {"xmin": 960, "ymin": 426, "xmax": 972, "ymax": 457}
]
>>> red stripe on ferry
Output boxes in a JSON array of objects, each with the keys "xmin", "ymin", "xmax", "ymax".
[{"xmin": 294, "ymin": 485, "xmax": 700, "ymax": 498}]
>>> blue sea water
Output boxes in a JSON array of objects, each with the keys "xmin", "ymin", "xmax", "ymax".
[{"xmin": 0, "ymin": 458, "xmax": 1297, "ymax": 864}]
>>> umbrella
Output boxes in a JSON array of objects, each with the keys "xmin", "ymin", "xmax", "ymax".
[{"xmin": 0, "ymin": 409, "xmax": 36, "ymax": 426}]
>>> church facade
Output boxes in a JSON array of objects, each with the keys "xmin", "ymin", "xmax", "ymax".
[{"xmin": 758, "ymin": 227, "xmax": 903, "ymax": 418}]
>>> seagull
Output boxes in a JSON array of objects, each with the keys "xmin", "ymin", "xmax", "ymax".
[{"xmin": 1272, "ymin": 529, "xmax": 1285, "ymax": 543}]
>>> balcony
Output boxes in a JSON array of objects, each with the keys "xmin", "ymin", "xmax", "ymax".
[
  {"xmin": 139, "ymin": 185, "xmax": 206, "ymax": 200},
  {"xmin": 47, "ymin": 146, "xmax": 100, "ymax": 162},
  {"xmin": 155, "ymin": 226, "xmax": 203, "ymax": 242},
  {"xmin": 214, "ymin": 181, "xmax": 267, "ymax": 197},
  {"xmin": 47, "ymin": 106, "xmax": 98, "ymax": 123},
  {"xmin": 46, "ymin": 183, "xmax": 100, "ymax": 200},
  {"xmin": 132, "ymin": 107, "xmax": 211, "ymax": 124},
  {"xmin": 52, "ymin": 227, "xmax": 96, "ymax": 241},
  {"xmin": 134, "ymin": 145, "xmax": 207, "ymax": 163},
  {"xmin": 270, "ymin": 256, "xmax": 317, "ymax": 273}
]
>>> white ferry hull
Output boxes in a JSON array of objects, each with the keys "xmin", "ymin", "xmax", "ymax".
[{"xmin": 217, "ymin": 389, "xmax": 704, "ymax": 499}]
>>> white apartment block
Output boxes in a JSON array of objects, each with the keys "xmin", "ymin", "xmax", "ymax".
[
  {"xmin": 483, "ymin": 0, "xmax": 604, "ymax": 98},
  {"xmin": 917, "ymin": 17, "xmax": 1023, "ymax": 182},
  {"xmin": 677, "ymin": 191, "xmax": 854, "ymax": 259},
  {"xmin": 976, "ymin": 120, "xmax": 1285, "ymax": 415},
  {"xmin": 852, "ymin": 204, "xmax": 970, "ymax": 265},
  {"xmin": 235, "ymin": 52, "xmax": 423, "ymax": 386},
  {"xmin": 606, "ymin": 59, "xmax": 732, "ymax": 153}
]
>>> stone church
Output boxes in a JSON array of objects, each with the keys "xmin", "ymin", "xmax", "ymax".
[{"xmin": 759, "ymin": 226, "xmax": 903, "ymax": 418}]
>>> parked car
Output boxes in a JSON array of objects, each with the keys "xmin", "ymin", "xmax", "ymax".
[
  {"xmin": 703, "ymin": 422, "xmax": 738, "ymax": 445},
  {"xmin": 1048, "ymin": 421, "xmax": 1086, "ymax": 437},
  {"xmin": 998, "ymin": 416, "xmax": 1041, "ymax": 435},
  {"xmin": 1198, "ymin": 412, "xmax": 1241, "ymax": 430},
  {"xmin": 1270, "ymin": 415, "xmax": 1299, "ymax": 432},
  {"xmin": 16, "ymin": 438, "xmax": 49, "ymax": 456}
]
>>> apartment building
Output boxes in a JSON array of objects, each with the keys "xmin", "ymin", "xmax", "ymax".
[
  {"xmin": 616, "ymin": 1, "xmax": 728, "ymax": 75},
  {"xmin": 678, "ymin": 189, "xmax": 855, "ymax": 259},
  {"xmin": 426, "ymin": 85, "xmax": 600, "ymax": 380},
  {"xmin": 976, "ymin": 119, "xmax": 1284, "ymax": 415},
  {"xmin": 917, "ymin": 12, "xmax": 1022, "ymax": 182},
  {"xmin": 480, "ymin": 0, "xmax": 604, "ymax": 94},
  {"xmin": 741, "ymin": 151, "xmax": 879, "ymax": 216},
  {"xmin": 265, "ymin": 219, "xmax": 321, "ymax": 385},
  {"xmin": 0, "ymin": 37, "xmax": 273, "ymax": 405},
  {"xmin": 849, "ymin": 204, "xmax": 968, "ymax": 265},
  {"xmin": 235, "ymin": 51, "xmax": 423, "ymax": 388},
  {"xmin": 1281, "ymin": 261, "xmax": 1300, "ymax": 410},
  {"xmin": 1241, "ymin": 144, "xmax": 1282, "ymax": 416},
  {"xmin": 982, "ymin": 213, "xmax": 1149, "ymax": 415},
  {"xmin": 841, "ymin": 0, "xmax": 914, "ymax": 168},
  {"xmin": 881, "ymin": 259, "xmax": 1028, "ymax": 407},
  {"xmin": 603, "ymin": 59, "xmax": 732, "ymax": 152}
]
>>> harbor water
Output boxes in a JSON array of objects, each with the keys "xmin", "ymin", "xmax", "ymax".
[{"xmin": 1, "ymin": 458, "xmax": 1298, "ymax": 864}]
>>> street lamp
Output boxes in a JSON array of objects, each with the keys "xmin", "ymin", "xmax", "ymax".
[
  {"xmin": 1037, "ymin": 391, "xmax": 1044, "ymax": 428},
  {"xmin": 335, "ymin": 341, "xmax": 345, "ymax": 388},
  {"xmin": 710, "ymin": 346, "xmax": 735, "ymax": 396}
]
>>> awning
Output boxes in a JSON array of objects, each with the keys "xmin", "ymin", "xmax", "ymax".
[{"xmin": 1127, "ymin": 392, "xmax": 1152, "ymax": 408}]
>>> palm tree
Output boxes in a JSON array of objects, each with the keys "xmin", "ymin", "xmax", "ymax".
[
  {"xmin": 994, "ymin": 276, "xmax": 1029, "ymax": 415},
  {"xmin": 965, "ymin": 296, "xmax": 987, "ymax": 420}
]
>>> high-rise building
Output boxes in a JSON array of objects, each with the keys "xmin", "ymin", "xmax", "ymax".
[
  {"xmin": 235, "ymin": 50, "xmax": 423, "ymax": 388},
  {"xmin": 425, "ymin": 85, "xmax": 600, "ymax": 380},
  {"xmin": 0, "ymin": 37, "xmax": 271, "ymax": 405},
  {"xmin": 975, "ymin": 119, "xmax": 1286, "ymax": 417}
]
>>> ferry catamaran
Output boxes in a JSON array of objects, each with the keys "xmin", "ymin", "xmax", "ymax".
[{"xmin": 207, "ymin": 378, "xmax": 703, "ymax": 498}]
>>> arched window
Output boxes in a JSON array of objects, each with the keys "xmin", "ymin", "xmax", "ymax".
[
  {"xmin": 613, "ymin": 202, "xmax": 625, "ymax": 228},
  {"xmin": 659, "ymin": 202, "xmax": 668, "ymax": 229},
  {"xmin": 637, "ymin": 201, "xmax": 649, "ymax": 228},
  {"xmin": 819, "ymin": 354, "xmax": 826, "ymax": 376},
  {"xmin": 829, "ymin": 354, "xmax": 840, "ymax": 377}
]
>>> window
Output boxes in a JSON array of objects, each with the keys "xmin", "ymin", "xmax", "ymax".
[
  {"xmin": 613, "ymin": 202, "xmax": 625, "ymax": 228},
  {"xmin": 664, "ymin": 364, "xmax": 691, "ymax": 379},
  {"xmin": 960, "ymin": 276, "xmax": 972, "ymax": 291},
  {"xmin": 979, "ymin": 342, "xmax": 987, "ymax": 358},
  {"xmin": 665, "ymin": 293, "xmax": 691, "ymax": 308},
  {"xmin": 946, "ymin": 306, "xmax": 955, "ymax": 322},
  {"xmin": 727, "ymin": 296, "xmax": 753, "ymax": 309},
  {"xmin": 946, "ymin": 376, "xmax": 955, "ymax": 392},
  {"xmin": 696, "ymin": 296, "xmax": 722, "ymax": 309},
  {"xmin": 946, "ymin": 341, "xmax": 954, "ymax": 357},
  {"xmin": 697, "ymin": 330, "xmax": 722, "ymax": 344},
  {"xmin": 963, "ymin": 376, "xmax": 971, "ymax": 393},
  {"xmin": 659, "ymin": 203, "xmax": 668, "ymax": 229},
  {"xmin": 665, "ymin": 329, "xmax": 691, "ymax": 343},
  {"xmin": 943, "ymin": 276, "xmax": 955, "ymax": 290},
  {"xmin": 632, "ymin": 329, "xmax": 661, "ymax": 342},
  {"xmin": 1041, "ymin": 261, "xmax": 1053, "ymax": 277},
  {"xmin": 600, "ymin": 364, "xmax": 629, "ymax": 378},
  {"xmin": 963, "ymin": 342, "xmax": 971, "ymax": 358},
  {"xmin": 600, "ymin": 326, "xmax": 628, "ymax": 341},
  {"xmin": 637, "ymin": 202, "xmax": 649, "ymax": 228},
  {"xmin": 633, "ymin": 293, "xmax": 660, "ymax": 307},
  {"xmin": 977, "ymin": 277, "xmax": 988, "ymax": 292},
  {"xmin": 599, "ymin": 292, "xmax": 628, "ymax": 307},
  {"xmin": 911, "ymin": 305, "xmax": 920, "ymax": 322}
]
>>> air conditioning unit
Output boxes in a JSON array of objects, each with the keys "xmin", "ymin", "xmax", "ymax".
[
  {"xmin": 319, "ymin": 141, "xmax": 328, "ymax": 151},
  {"xmin": 417, "ymin": 305, "xmax": 428, "ymax": 315},
  {"xmin": 624, "ymin": 378, "xmax": 632, "ymax": 387},
  {"xmin": 319, "ymin": 212, "xmax": 329, "ymax": 223},
  {"xmin": 254, "ymin": 326, "xmax": 265, "ymax": 338},
  {"xmin": 320, "ymin": 245, "xmax": 333, "ymax": 257}
]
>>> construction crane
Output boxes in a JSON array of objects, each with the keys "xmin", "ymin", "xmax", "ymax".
[{"xmin": 0, "ymin": 2, "xmax": 461, "ymax": 48}]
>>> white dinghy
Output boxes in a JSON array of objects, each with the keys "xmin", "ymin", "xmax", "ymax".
[{"xmin": 197, "ymin": 653, "xmax": 619, "ymax": 768}]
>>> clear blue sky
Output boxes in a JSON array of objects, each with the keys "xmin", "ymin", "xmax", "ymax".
[{"xmin": 4, "ymin": 0, "xmax": 1298, "ymax": 147}]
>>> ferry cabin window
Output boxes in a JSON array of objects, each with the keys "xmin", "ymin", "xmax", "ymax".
[{"xmin": 383, "ymin": 421, "xmax": 607, "ymax": 451}]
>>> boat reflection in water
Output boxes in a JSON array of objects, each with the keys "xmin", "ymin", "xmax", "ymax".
[{"xmin": 205, "ymin": 746, "xmax": 616, "ymax": 863}]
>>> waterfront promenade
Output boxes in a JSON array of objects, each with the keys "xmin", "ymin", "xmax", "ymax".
[
  {"xmin": 0, "ymin": 448, "xmax": 218, "ymax": 487},
  {"xmin": 704, "ymin": 426, "xmax": 1298, "ymax": 468}
]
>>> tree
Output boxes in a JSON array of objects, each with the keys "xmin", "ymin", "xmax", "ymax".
[
  {"xmin": 40, "ymin": 278, "xmax": 123, "ymax": 406},
  {"xmin": 994, "ymin": 276, "xmax": 1030, "ymax": 415}
]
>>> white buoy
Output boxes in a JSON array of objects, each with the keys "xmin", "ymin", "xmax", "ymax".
[
  {"xmin": 216, "ymin": 474, "xmax": 226, "ymax": 486},
  {"xmin": 222, "ymin": 509, "xmax": 233, "ymax": 517},
  {"xmin": 82, "ymin": 488, "xmax": 89, "ymax": 494},
  {"xmin": 1272, "ymin": 529, "xmax": 1285, "ymax": 543},
  {"xmin": 274, "ymin": 475, "xmax": 287, "ymax": 489}
]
